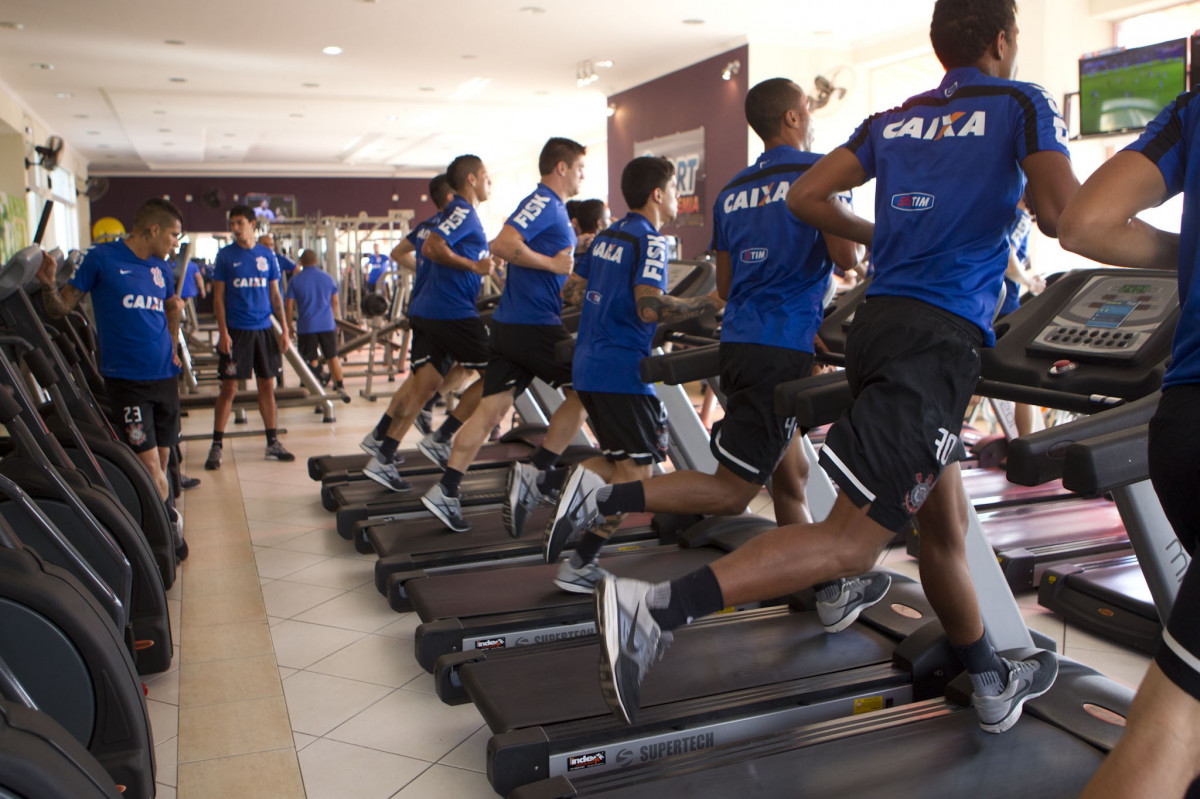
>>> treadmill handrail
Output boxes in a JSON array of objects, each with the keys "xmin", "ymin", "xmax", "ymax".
[{"xmin": 1062, "ymin": 425, "xmax": 1151, "ymax": 495}]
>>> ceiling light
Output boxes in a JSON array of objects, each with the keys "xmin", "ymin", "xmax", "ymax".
[
  {"xmin": 74, "ymin": 114, "xmax": 88, "ymax": 119},
  {"xmin": 576, "ymin": 60, "xmax": 600, "ymax": 88},
  {"xmin": 97, "ymin": 144, "xmax": 109, "ymax": 149},
  {"xmin": 290, "ymin": 113, "xmax": 304, "ymax": 118},
  {"xmin": 55, "ymin": 92, "xmax": 72, "ymax": 99},
  {"xmin": 386, "ymin": 114, "xmax": 400, "ymax": 121},
  {"xmin": 450, "ymin": 77, "xmax": 491, "ymax": 101},
  {"xmin": 0, "ymin": 22, "xmax": 25, "ymax": 30},
  {"xmin": 163, "ymin": 142, "xmax": 173, "ymax": 146},
  {"xmin": 168, "ymin": 77, "xmax": 186, "ymax": 83},
  {"xmin": 535, "ymin": 90, "xmax": 550, "ymax": 96},
  {"xmin": 223, "ymin": 132, "xmax": 236, "ymax": 137},
  {"xmin": 682, "ymin": 18, "xmax": 705, "ymax": 25},
  {"xmin": 302, "ymin": 82, "xmax": 319, "ymax": 88},
  {"xmin": 153, "ymin": 109, "xmax": 167, "ymax": 115},
  {"xmin": 322, "ymin": 46, "xmax": 343, "ymax": 55},
  {"xmin": 606, "ymin": 104, "xmax": 616, "ymax": 117},
  {"xmin": 519, "ymin": 6, "xmax": 545, "ymax": 13},
  {"xmin": 461, "ymin": 54, "xmax": 477, "ymax": 60},
  {"xmin": 164, "ymin": 39, "xmax": 185, "ymax": 45},
  {"xmin": 158, "ymin": 128, "xmax": 171, "ymax": 133},
  {"xmin": 30, "ymin": 62, "xmax": 53, "ymax": 70},
  {"xmin": 722, "ymin": 59, "xmax": 741, "ymax": 81},
  {"xmin": 419, "ymin": 86, "xmax": 435, "ymax": 92},
  {"xmin": 221, "ymin": 145, "xmax": 232, "ymax": 150},
  {"xmin": 86, "ymin": 130, "xmax": 99, "ymax": 135},
  {"xmin": 595, "ymin": 60, "xmax": 613, "ymax": 69}
]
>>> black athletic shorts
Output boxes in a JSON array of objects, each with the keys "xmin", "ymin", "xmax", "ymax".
[
  {"xmin": 819, "ymin": 296, "xmax": 981, "ymax": 533},
  {"xmin": 578, "ymin": 391, "xmax": 669, "ymax": 465},
  {"xmin": 297, "ymin": 330, "xmax": 338, "ymax": 363},
  {"xmin": 408, "ymin": 315, "xmax": 489, "ymax": 376},
  {"xmin": 1149, "ymin": 384, "xmax": 1200, "ymax": 701},
  {"xmin": 106, "ymin": 376, "xmax": 180, "ymax": 453},
  {"xmin": 482, "ymin": 321, "xmax": 573, "ymax": 397},
  {"xmin": 710, "ymin": 342, "xmax": 812, "ymax": 485},
  {"xmin": 218, "ymin": 328, "xmax": 282, "ymax": 381}
]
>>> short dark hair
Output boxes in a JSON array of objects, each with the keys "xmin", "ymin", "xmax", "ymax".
[
  {"xmin": 538, "ymin": 137, "xmax": 586, "ymax": 177},
  {"xmin": 133, "ymin": 198, "xmax": 183, "ymax": 231},
  {"xmin": 621, "ymin": 156, "xmax": 675, "ymax": 210},
  {"xmin": 227, "ymin": 204, "xmax": 256, "ymax": 225},
  {"xmin": 446, "ymin": 155, "xmax": 484, "ymax": 192},
  {"xmin": 565, "ymin": 199, "xmax": 581, "ymax": 220},
  {"xmin": 428, "ymin": 173, "xmax": 453, "ymax": 209},
  {"xmin": 299, "ymin": 249, "xmax": 318, "ymax": 266},
  {"xmin": 575, "ymin": 199, "xmax": 608, "ymax": 235},
  {"xmin": 930, "ymin": 0, "xmax": 1017, "ymax": 70},
  {"xmin": 745, "ymin": 78, "xmax": 806, "ymax": 141}
]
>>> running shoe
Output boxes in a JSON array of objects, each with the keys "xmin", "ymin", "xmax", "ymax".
[
  {"xmin": 363, "ymin": 457, "xmax": 411, "ymax": 493},
  {"xmin": 974, "ymin": 650, "xmax": 1059, "ymax": 734},
  {"xmin": 264, "ymin": 441, "xmax": 296, "ymax": 462},
  {"xmin": 504, "ymin": 462, "xmax": 550, "ymax": 537},
  {"xmin": 815, "ymin": 572, "xmax": 892, "ymax": 633},
  {"xmin": 421, "ymin": 482, "xmax": 470, "ymax": 532},
  {"xmin": 554, "ymin": 559, "xmax": 611, "ymax": 594},
  {"xmin": 417, "ymin": 433, "xmax": 451, "ymax": 471},
  {"xmin": 594, "ymin": 576, "xmax": 673, "ymax": 724},
  {"xmin": 204, "ymin": 444, "xmax": 222, "ymax": 471},
  {"xmin": 544, "ymin": 465, "xmax": 605, "ymax": 563}
]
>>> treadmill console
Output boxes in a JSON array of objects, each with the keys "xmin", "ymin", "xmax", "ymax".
[{"xmin": 1026, "ymin": 275, "xmax": 1177, "ymax": 364}]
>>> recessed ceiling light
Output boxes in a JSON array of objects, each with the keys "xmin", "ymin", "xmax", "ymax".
[
  {"xmin": 55, "ymin": 91, "xmax": 72, "ymax": 99},
  {"xmin": 163, "ymin": 142, "xmax": 173, "ymax": 146},
  {"xmin": 302, "ymin": 82, "xmax": 319, "ymax": 88},
  {"xmin": 322, "ymin": 46, "xmax": 343, "ymax": 55},
  {"xmin": 813, "ymin": 29, "xmax": 834, "ymax": 36},
  {"xmin": 164, "ymin": 39, "xmax": 185, "ymax": 45},
  {"xmin": 86, "ymin": 130, "xmax": 99, "ymax": 135},
  {"xmin": 289, "ymin": 113, "xmax": 304, "ymax": 118},
  {"xmin": 595, "ymin": 60, "xmax": 613, "ymax": 68},
  {"xmin": 153, "ymin": 109, "xmax": 167, "ymax": 115},
  {"xmin": 168, "ymin": 77, "xmax": 186, "ymax": 83},
  {"xmin": 519, "ymin": 6, "xmax": 545, "ymax": 13},
  {"xmin": 534, "ymin": 90, "xmax": 550, "ymax": 96},
  {"xmin": 682, "ymin": 18, "xmax": 705, "ymax": 25},
  {"xmin": 74, "ymin": 114, "xmax": 88, "ymax": 119},
  {"xmin": 30, "ymin": 62, "xmax": 53, "ymax": 70},
  {"xmin": 221, "ymin": 145, "xmax": 232, "ymax": 150},
  {"xmin": 97, "ymin": 144, "xmax": 109, "ymax": 149},
  {"xmin": 386, "ymin": 114, "xmax": 400, "ymax": 121},
  {"xmin": 158, "ymin": 128, "xmax": 171, "ymax": 133},
  {"xmin": 461, "ymin": 54, "xmax": 477, "ymax": 60},
  {"xmin": 0, "ymin": 22, "xmax": 25, "ymax": 30},
  {"xmin": 418, "ymin": 86, "xmax": 435, "ymax": 92},
  {"xmin": 223, "ymin": 132, "xmax": 236, "ymax": 137}
]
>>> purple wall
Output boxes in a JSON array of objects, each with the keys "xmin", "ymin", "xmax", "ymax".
[
  {"xmin": 607, "ymin": 45, "xmax": 749, "ymax": 259},
  {"xmin": 89, "ymin": 176, "xmax": 435, "ymax": 233}
]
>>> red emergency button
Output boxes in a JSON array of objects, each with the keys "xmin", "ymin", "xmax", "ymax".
[{"xmin": 1049, "ymin": 359, "xmax": 1077, "ymax": 375}]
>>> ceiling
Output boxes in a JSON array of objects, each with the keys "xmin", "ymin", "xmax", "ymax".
[{"xmin": 0, "ymin": 0, "xmax": 935, "ymax": 177}]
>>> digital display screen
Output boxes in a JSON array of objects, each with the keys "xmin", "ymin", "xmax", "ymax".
[
  {"xmin": 1079, "ymin": 39, "xmax": 1187, "ymax": 136},
  {"xmin": 1088, "ymin": 301, "xmax": 1139, "ymax": 328},
  {"xmin": 1119, "ymin": 284, "xmax": 1150, "ymax": 294}
]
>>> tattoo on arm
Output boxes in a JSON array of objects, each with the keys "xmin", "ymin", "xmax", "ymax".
[
  {"xmin": 41, "ymin": 284, "xmax": 81, "ymax": 319},
  {"xmin": 636, "ymin": 293, "xmax": 720, "ymax": 324},
  {"xmin": 561, "ymin": 276, "xmax": 586, "ymax": 306}
]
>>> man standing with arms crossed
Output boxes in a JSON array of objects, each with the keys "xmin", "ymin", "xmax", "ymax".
[
  {"xmin": 418, "ymin": 137, "xmax": 588, "ymax": 532},
  {"xmin": 591, "ymin": 0, "xmax": 1081, "ymax": 733},
  {"xmin": 205, "ymin": 204, "xmax": 294, "ymax": 469},
  {"xmin": 285, "ymin": 249, "xmax": 345, "ymax": 395}
]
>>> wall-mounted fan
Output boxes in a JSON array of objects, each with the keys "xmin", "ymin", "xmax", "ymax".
[{"xmin": 810, "ymin": 68, "xmax": 855, "ymax": 115}]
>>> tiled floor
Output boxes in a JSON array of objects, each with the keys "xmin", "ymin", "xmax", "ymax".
[{"xmin": 152, "ymin": 365, "xmax": 1153, "ymax": 798}]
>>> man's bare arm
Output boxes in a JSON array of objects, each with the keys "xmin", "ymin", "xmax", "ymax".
[
  {"xmin": 561, "ymin": 274, "xmax": 587, "ymax": 307},
  {"xmin": 422, "ymin": 232, "xmax": 495, "ymax": 275},
  {"xmin": 391, "ymin": 241, "xmax": 417, "ymax": 273},
  {"xmin": 634, "ymin": 285, "xmax": 724, "ymax": 324},
  {"xmin": 36, "ymin": 252, "xmax": 82, "ymax": 318},
  {"xmin": 490, "ymin": 225, "xmax": 574, "ymax": 275},
  {"xmin": 269, "ymin": 281, "xmax": 289, "ymax": 338},
  {"xmin": 787, "ymin": 149, "xmax": 874, "ymax": 246}
]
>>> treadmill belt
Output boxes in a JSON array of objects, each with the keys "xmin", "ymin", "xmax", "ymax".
[
  {"xmin": 465, "ymin": 610, "xmax": 895, "ymax": 730},
  {"xmin": 371, "ymin": 505, "xmax": 557, "ymax": 558},
  {"xmin": 1074, "ymin": 559, "xmax": 1155, "ymax": 608},
  {"xmin": 980, "ymin": 499, "xmax": 1123, "ymax": 550},
  {"xmin": 530, "ymin": 704, "xmax": 1103, "ymax": 798},
  {"xmin": 409, "ymin": 540, "xmax": 706, "ymax": 621},
  {"xmin": 332, "ymin": 467, "xmax": 507, "ymax": 510},
  {"xmin": 961, "ymin": 467, "xmax": 1072, "ymax": 507}
]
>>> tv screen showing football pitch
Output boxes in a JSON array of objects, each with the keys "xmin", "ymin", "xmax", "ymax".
[{"xmin": 1079, "ymin": 38, "xmax": 1187, "ymax": 137}]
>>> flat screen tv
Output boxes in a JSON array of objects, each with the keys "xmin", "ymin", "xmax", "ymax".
[{"xmin": 1079, "ymin": 38, "xmax": 1187, "ymax": 137}]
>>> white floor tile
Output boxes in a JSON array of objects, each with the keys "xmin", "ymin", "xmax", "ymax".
[
  {"xmin": 309, "ymin": 634, "xmax": 426, "ymax": 688},
  {"xmin": 254, "ymin": 548, "xmax": 331, "ymax": 580},
  {"xmin": 285, "ymin": 556, "xmax": 376, "ymax": 590},
  {"xmin": 375, "ymin": 613, "xmax": 421, "ymax": 640},
  {"xmin": 295, "ymin": 590, "xmax": 399, "ymax": 633},
  {"xmin": 299, "ymin": 738, "xmax": 429, "ymax": 799},
  {"xmin": 261, "ymin": 580, "xmax": 346, "ymax": 618},
  {"xmin": 247, "ymin": 520, "xmax": 315, "ymax": 548},
  {"xmin": 1064, "ymin": 624, "xmax": 1143, "ymax": 656},
  {"xmin": 279, "ymin": 666, "xmax": 298, "ymax": 680},
  {"xmin": 294, "ymin": 732, "xmax": 318, "ymax": 751},
  {"xmin": 276, "ymin": 528, "xmax": 355, "ymax": 556},
  {"xmin": 1021, "ymin": 606, "xmax": 1066, "ymax": 651},
  {"xmin": 270, "ymin": 619, "xmax": 365, "ymax": 669},
  {"xmin": 327, "ymin": 690, "xmax": 485, "ymax": 762},
  {"xmin": 155, "ymin": 736, "xmax": 178, "ymax": 788},
  {"xmin": 1068, "ymin": 647, "xmax": 1152, "ymax": 690},
  {"xmin": 146, "ymin": 698, "xmax": 178, "ymax": 746},
  {"xmin": 401, "ymin": 673, "xmax": 437, "ymax": 696},
  {"xmin": 438, "ymin": 724, "xmax": 490, "ymax": 773},
  {"xmin": 146, "ymin": 667, "xmax": 181, "ymax": 705},
  {"xmin": 155, "ymin": 784, "xmax": 176, "ymax": 799},
  {"xmin": 389, "ymin": 764, "xmax": 495, "ymax": 799},
  {"xmin": 282, "ymin": 670, "xmax": 393, "ymax": 736}
]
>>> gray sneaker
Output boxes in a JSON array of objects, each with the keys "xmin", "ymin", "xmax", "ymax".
[
  {"xmin": 816, "ymin": 572, "xmax": 892, "ymax": 633},
  {"xmin": 554, "ymin": 559, "xmax": 611, "ymax": 594},
  {"xmin": 417, "ymin": 432, "xmax": 452, "ymax": 471},
  {"xmin": 264, "ymin": 441, "xmax": 295, "ymax": 462},
  {"xmin": 421, "ymin": 482, "xmax": 470, "ymax": 532},
  {"xmin": 362, "ymin": 457, "xmax": 411, "ymax": 493},
  {"xmin": 544, "ymin": 465, "xmax": 605, "ymax": 563},
  {"xmin": 359, "ymin": 431, "xmax": 384, "ymax": 460},
  {"xmin": 204, "ymin": 444, "xmax": 222, "ymax": 471},
  {"xmin": 595, "ymin": 576, "xmax": 673, "ymax": 724},
  {"xmin": 504, "ymin": 462, "xmax": 550, "ymax": 538},
  {"xmin": 974, "ymin": 650, "xmax": 1059, "ymax": 734},
  {"xmin": 414, "ymin": 409, "xmax": 434, "ymax": 436}
]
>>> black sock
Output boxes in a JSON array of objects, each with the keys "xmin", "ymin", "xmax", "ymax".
[
  {"xmin": 333, "ymin": 381, "xmax": 344, "ymax": 390},
  {"xmin": 379, "ymin": 436, "xmax": 399, "ymax": 462},
  {"xmin": 434, "ymin": 415, "xmax": 463, "ymax": 443},
  {"xmin": 531, "ymin": 446, "xmax": 559, "ymax": 471},
  {"xmin": 373, "ymin": 414, "xmax": 392, "ymax": 440},
  {"xmin": 647, "ymin": 566, "xmax": 725, "ymax": 631},
  {"xmin": 440, "ymin": 468, "xmax": 464, "ymax": 498},
  {"xmin": 596, "ymin": 481, "xmax": 645, "ymax": 516},
  {"xmin": 953, "ymin": 634, "xmax": 1007, "ymax": 697},
  {"xmin": 538, "ymin": 467, "xmax": 568, "ymax": 494},
  {"xmin": 265, "ymin": 428, "xmax": 278, "ymax": 446},
  {"xmin": 423, "ymin": 393, "xmax": 441, "ymax": 413},
  {"xmin": 211, "ymin": 431, "xmax": 224, "ymax": 447}
]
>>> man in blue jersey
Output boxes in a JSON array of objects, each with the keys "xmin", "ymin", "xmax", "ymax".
[
  {"xmin": 592, "ymin": 0, "xmax": 1081, "ymax": 731},
  {"xmin": 259, "ymin": 234, "xmax": 297, "ymax": 278},
  {"xmin": 360, "ymin": 154, "xmax": 498, "ymax": 492},
  {"xmin": 419, "ymin": 137, "xmax": 590, "ymax": 533},
  {"xmin": 1057, "ymin": 91, "xmax": 1200, "ymax": 799},
  {"xmin": 285, "ymin": 249, "xmax": 344, "ymax": 394},
  {"xmin": 364, "ymin": 242, "xmax": 394, "ymax": 293},
  {"xmin": 535, "ymin": 156, "xmax": 720, "ymax": 591},
  {"xmin": 36, "ymin": 198, "xmax": 184, "ymax": 512},
  {"xmin": 547, "ymin": 79, "xmax": 865, "ymax": 592},
  {"xmin": 205, "ymin": 204, "xmax": 295, "ymax": 469}
]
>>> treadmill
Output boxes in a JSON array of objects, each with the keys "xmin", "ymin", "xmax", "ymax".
[{"xmin": 480, "ymin": 268, "xmax": 1177, "ymax": 797}]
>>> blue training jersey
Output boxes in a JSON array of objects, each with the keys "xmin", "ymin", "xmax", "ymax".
[
  {"xmin": 179, "ymin": 260, "xmax": 201, "ymax": 299},
  {"xmin": 213, "ymin": 242, "xmax": 281, "ymax": 330},
  {"xmin": 406, "ymin": 214, "xmax": 441, "ymax": 303},
  {"xmin": 285, "ymin": 267, "xmax": 338, "ymax": 334},
  {"xmin": 844, "ymin": 66, "xmax": 1070, "ymax": 345},
  {"xmin": 365, "ymin": 253, "xmax": 393, "ymax": 285},
  {"xmin": 277, "ymin": 253, "xmax": 297, "ymax": 275},
  {"xmin": 409, "ymin": 195, "xmax": 486, "ymax": 320},
  {"xmin": 70, "ymin": 239, "xmax": 178, "ymax": 381},
  {"xmin": 572, "ymin": 213, "xmax": 671, "ymax": 395},
  {"xmin": 1127, "ymin": 90, "xmax": 1200, "ymax": 388},
  {"xmin": 493, "ymin": 183, "xmax": 577, "ymax": 326},
  {"xmin": 712, "ymin": 145, "xmax": 838, "ymax": 352}
]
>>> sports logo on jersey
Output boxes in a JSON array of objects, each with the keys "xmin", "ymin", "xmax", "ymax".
[
  {"xmin": 123, "ymin": 294, "xmax": 166, "ymax": 311},
  {"xmin": 883, "ymin": 111, "xmax": 986, "ymax": 140},
  {"xmin": 643, "ymin": 235, "xmax": 669, "ymax": 282},
  {"xmin": 585, "ymin": 290, "xmax": 602, "ymax": 304},
  {"xmin": 891, "ymin": 193, "xmax": 935, "ymax": 212},
  {"xmin": 126, "ymin": 422, "xmax": 146, "ymax": 448},
  {"xmin": 438, "ymin": 205, "xmax": 470, "ymax": 234},
  {"xmin": 740, "ymin": 248, "xmax": 769, "ymax": 263},
  {"xmin": 511, "ymin": 193, "xmax": 550, "ymax": 228},
  {"xmin": 151, "ymin": 266, "xmax": 165, "ymax": 288},
  {"xmin": 722, "ymin": 180, "xmax": 790, "ymax": 213},
  {"xmin": 593, "ymin": 241, "xmax": 624, "ymax": 263},
  {"xmin": 904, "ymin": 472, "xmax": 936, "ymax": 515},
  {"xmin": 943, "ymin": 81, "xmax": 959, "ymax": 98},
  {"xmin": 255, "ymin": 256, "xmax": 270, "ymax": 273}
]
